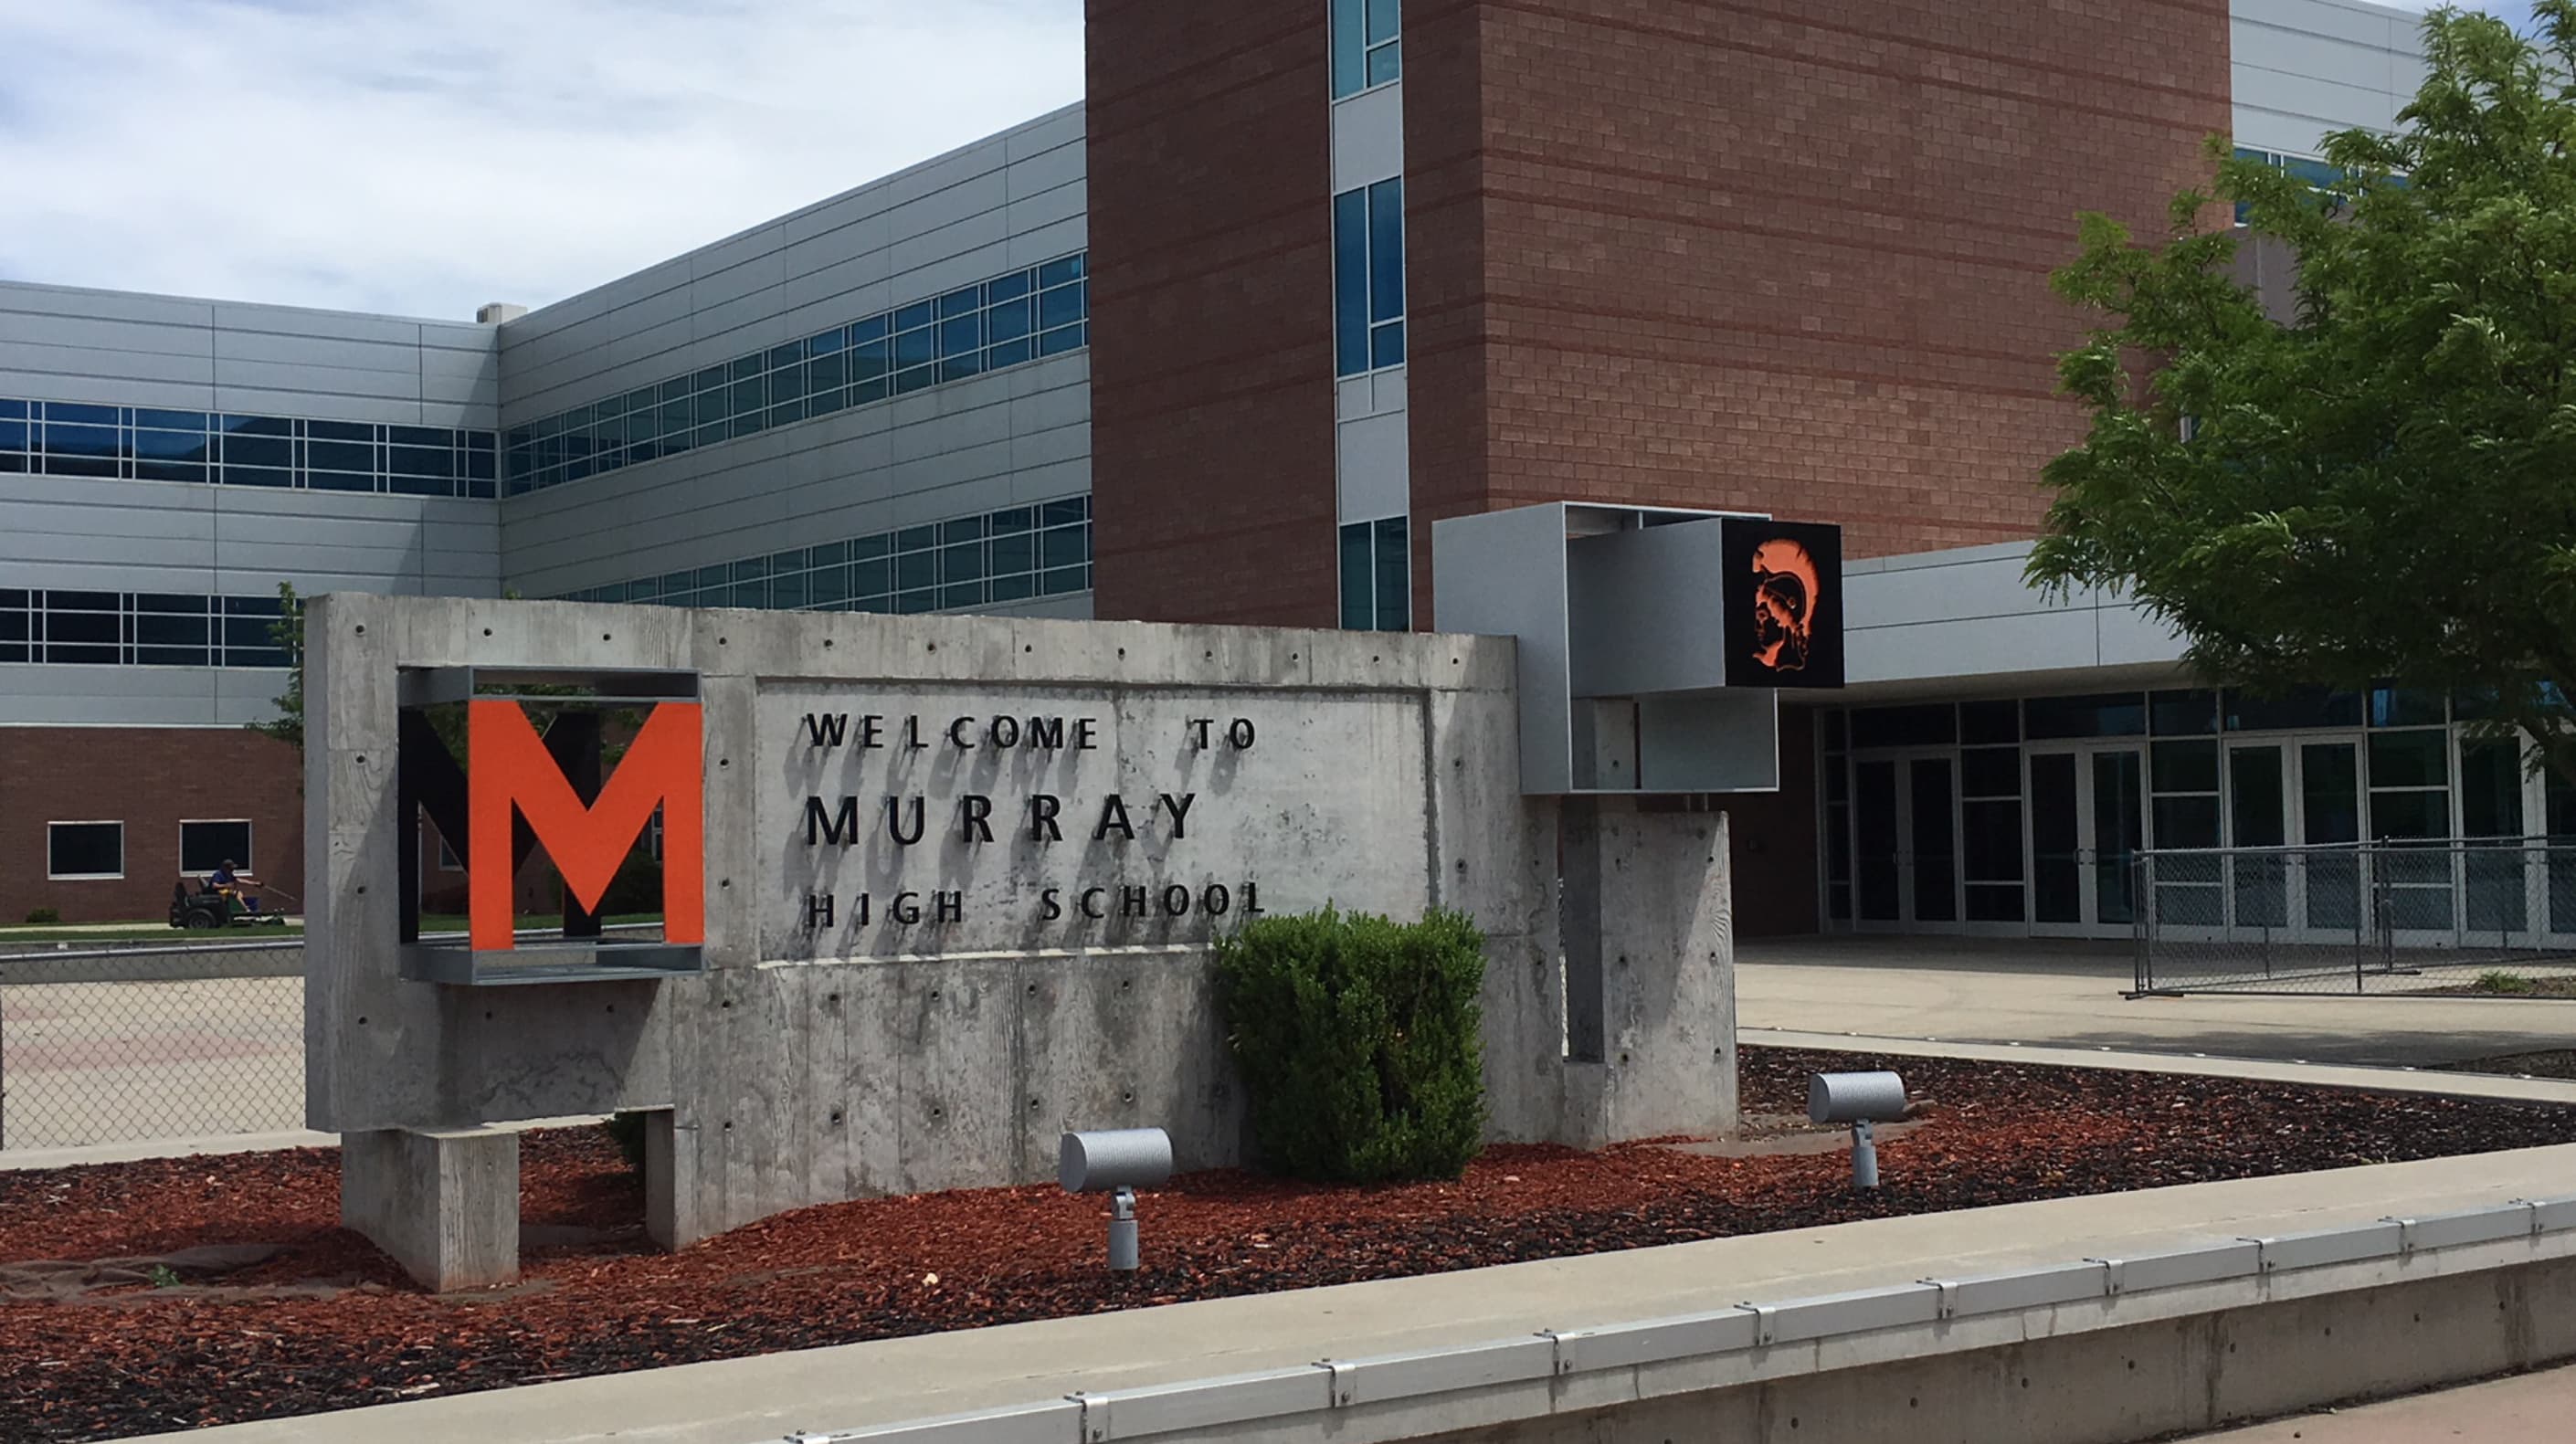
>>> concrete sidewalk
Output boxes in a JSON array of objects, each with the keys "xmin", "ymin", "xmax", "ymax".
[
  {"xmin": 1739, "ymin": 935, "xmax": 2576, "ymax": 1068},
  {"xmin": 2189, "ymin": 1363, "xmax": 2576, "ymax": 1440},
  {"xmin": 123, "ymin": 1144, "xmax": 2576, "ymax": 1444}
]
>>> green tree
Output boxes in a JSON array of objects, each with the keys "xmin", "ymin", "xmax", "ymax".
[
  {"xmin": 247, "ymin": 581, "xmax": 305, "ymax": 750},
  {"xmin": 2030, "ymin": 2, "xmax": 2576, "ymax": 780}
]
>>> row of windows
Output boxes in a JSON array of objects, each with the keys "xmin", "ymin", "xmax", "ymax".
[
  {"xmin": 506, "ymin": 253, "xmax": 1091, "ymax": 497},
  {"xmin": 1331, "ymin": 0, "xmax": 1401, "ymax": 98},
  {"xmin": 1336, "ymin": 516, "xmax": 1411, "ymax": 631},
  {"xmin": 1822, "ymin": 684, "xmax": 2483, "ymax": 753},
  {"xmin": 556, "ymin": 496, "xmax": 1094, "ymax": 614},
  {"xmin": 1333, "ymin": 180, "xmax": 1406, "ymax": 378},
  {"xmin": 47, "ymin": 818, "xmax": 257, "ymax": 881},
  {"xmin": 0, "ymin": 588, "xmax": 290, "ymax": 669},
  {"xmin": 0, "ymin": 400, "xmax": 499, "ymax": 498}
]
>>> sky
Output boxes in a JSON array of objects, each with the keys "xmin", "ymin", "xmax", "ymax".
[
  {"xmin": 0, "ymin": 0, "xmax": 1083, "ymax": 320},
  {"xmin": 0, "ymin": 1, "xmax": 2546, "ymax": 321}
]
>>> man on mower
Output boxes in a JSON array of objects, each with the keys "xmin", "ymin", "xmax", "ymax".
[{"xmin": 208, "ymin": 859, "xmax": 261, "ymax": 918}]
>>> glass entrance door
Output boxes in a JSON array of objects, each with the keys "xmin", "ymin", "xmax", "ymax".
[
  {"xmin": 1851, "ymin": 753, "xmax": 1960, "ymax": 931},
  {"xmin": 2227, "ymin": 743, "xmax": 2291, "ymax": 930},
  {"xmin": 2299, "ymin": 741, "xmax": 2363, "ymax": 933},
  {"xmin": 2028, "ymin": 743, "xmax": 2145, "ymax": 937}
]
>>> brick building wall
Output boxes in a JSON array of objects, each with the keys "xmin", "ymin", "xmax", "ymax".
[
  {"xmin": 1405, "ymin": 0, "xmax": 2233, "ymax": 619},
  {"xmin": 1085, "ymin": 0, "xmax": 1341, "ymax": 626},
  {"xmin": 0, "ymin": 727, "xmax": 303, "ymax": 924}
]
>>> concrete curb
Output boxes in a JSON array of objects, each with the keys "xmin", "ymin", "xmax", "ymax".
[
  {"xmin": 1743, "ymin": 1028, "xmax": 2576, "ymax": 1104},
  {"xmin": 788, "ymin": 1200, "xmax": 2576, "ymax": 1443}
]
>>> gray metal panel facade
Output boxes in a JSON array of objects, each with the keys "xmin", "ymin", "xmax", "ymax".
[
  {"xmin": 2231, "ymin": 0, "xmax": 2426, "ymax": 158},
  {"xmin": 492, "ymin": 103, "xmax": 1091, "ymax": 614},
  {"xmin": 0, "ymin": 282, "xmax": 504, "ymax": 726}
]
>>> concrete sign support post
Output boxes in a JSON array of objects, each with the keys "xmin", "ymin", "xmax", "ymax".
[{"xmin": 306, "ymin": 596, "xmax": 1754, "ymax": 1290}]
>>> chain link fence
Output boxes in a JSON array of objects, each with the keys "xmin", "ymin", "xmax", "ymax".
[
  {"xmin": 0, "ymin": 943, "xmax": 305, "ymax": 1151},
  {"xmin": 2134, "ymin": 840, "xmax": 2576, "ymax": 995}
]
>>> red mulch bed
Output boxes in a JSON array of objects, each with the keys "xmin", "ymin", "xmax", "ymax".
[{"xmin": 5, "ymin": 1046, "xmax": 2573, "ymax": 1442}]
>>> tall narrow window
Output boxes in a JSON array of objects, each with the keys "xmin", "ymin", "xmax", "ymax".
[
  {"xmin": 1331, "ymin": 0, "xmax": 1399, "ymax": 99},
  {"xmin": 1337, "ymin": 516, "xmax": 1409, "ymax": 630},
  {"xmin": 1334, "ymin": 179, "xmax": 1405, "ymax": 378}
]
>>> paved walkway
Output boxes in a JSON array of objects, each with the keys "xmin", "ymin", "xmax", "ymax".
[
  {"xmin": 2188, "ymin": 1363, "xmax": 2576, "ymax": 1440},
  {"xmin": 1739, "ymin": 935, "xmax": 2576, "ymax": 1068}
]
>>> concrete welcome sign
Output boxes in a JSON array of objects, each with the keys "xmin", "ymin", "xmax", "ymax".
[
  {"xmin": 305, "ymin": 596, "xmax": 1733, "ymax": 1291},
  {"xmin": 767, "ymin": 688, "xmax": 1430, "ymax": 957}
]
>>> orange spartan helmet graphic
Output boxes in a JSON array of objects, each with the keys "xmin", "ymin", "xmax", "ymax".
[{"xmin": 1749, "ymin": 537, "xmax": 1821, "ymax": 673}]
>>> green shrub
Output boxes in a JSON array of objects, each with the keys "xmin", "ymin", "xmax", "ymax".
[
  {"xmin": 603, "ymin": 1111, "xmax": 649, "ymax": 1173},
  {"xmin": 23, "ymin": 908, "xmax": 60, "ymax": 925},
  {"xmin": 1213, "ymin": 906, "xmax": 1488, "ymax": 1184},
  {"xmin": 2476, "ymin": 971, "xmax": 2536, "ymax": 995}
]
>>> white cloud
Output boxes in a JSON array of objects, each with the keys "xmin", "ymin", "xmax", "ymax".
[{"xmin": 0, "ymin": 0, "xmax": 1083, "ymax": 319}]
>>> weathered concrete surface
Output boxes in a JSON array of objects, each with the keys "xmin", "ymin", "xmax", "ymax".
[
  {"xmin": 1738, "ymin": 935, "xmax": 2576, "ymax": 1068},
  {"xmin": 307, "ymin": 596, "xmax": 1721, "ymax": 1274},
  {"xmin": 124, "ymin": 1144, "xmax": 2576, "ymax": 1444},
  {"xmin": 339, "ymin": 1126, "xmax": 520, "ymax": 1291},
  {"xmin": 1561, "ymin": 801, "xmax": 1735, "ymax": 1145},
  {"xmin": 2182, "ymin": 1360, "xmax": 2576, "ymax": 1441}
]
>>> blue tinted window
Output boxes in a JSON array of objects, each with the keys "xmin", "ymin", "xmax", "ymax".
[
  {"xmin": 1339, "ymin": 522, "xmax": 1372, "ymax": 628},
  {"xmin": 46, "ymin": 402, "xmax": 120, "ymax": 427},
  {"xmin": 1367, "ymin": 0, "xmax": 1399, "ymax": 45},
  {"xmin": 939, "ymin": 286, "xmax": 982, "ymax": 319},
  {"xmin": 894, "ymin": 300, "xmax": 936, "ymax": 333},
  {"xmin": 894, "ymin": 328, "xmax": 936, "ymax": 369},
  {"xmin": 938, "ymin": 312, "xmax": 982, "ymax": 360},
  {"xmin": 1037, "ymin": 321, "xmax": 1085, "ymax": 356},
  {"xmin": 135, "ymin": 409, "xmax": 206, "ymax": 434},
  {"xmin": 769, "ymin": 341, "xmax": 805, "ymax": 370},
  {"xmin": 1334, "ymin": 187, "xmax": 1370, "ymax": 376},
  {"xmin": 1038, "ymin": 282, "xmax": 1084, "ymax": 331},
  {"xmin": 1373, "ymin": 515, "xmax": 1409, "ymax": 629},
  {"xmin": 308, "ymin": 419, "xmax": 373, "ymax": 444},
  {"xmin": 988, "ymin": 270, "xmax": 1032, "ymax": 303},
  {"xmin": 850, "ymin": 314, "xmax": 888, "ymax": 344},
  {"xmin": 988, "ymin": 297, "xmax": 1032, "ymax": 343},
  {"xmin": 1368, "ymin": 178, "xmax": 1405, "ymax": 323},
  {"xmin": 1367, "ymin": 40, "xmax": 1400, "ymax": 86},
  {"xmin": 809, "ymin": 326, "xmax": 846, "ymax": 354},
  {"xmin": 1038, "ymin": 254, "xmax": 1085, "ymax": 288}
]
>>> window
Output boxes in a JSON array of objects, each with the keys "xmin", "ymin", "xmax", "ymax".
[
  {"xmin": 1337, "ymin": 515, "xmax": 1409, "ymax": 630},
  {"xmin": 502, "ymin": 253, "xmax": 1087, "ymax": 496},
  {"xmin": 48, "ymin": 821, "xmax": 123, "ymax": 880},
  {"xmin": 4, "ymin": 399, "xmax": 494, "ymax": 497},
  {"xmin": 1332, "ymin": 0, "xmax": 1400, "ymax": 98},
  {"xmin": 2025, "ymin": 692, "xmax": 2147, "ymax": 740},
  {"xmin": 1334, "ymin": 179, "xmax": 1404, "ymax": 377},
  {"xmin": 180, "ymin": 820, "xmax": 254, "ymax": 874},
  {"xmin": 558, "ymin": 498, "xmax": 1093, "ymax": 615}
]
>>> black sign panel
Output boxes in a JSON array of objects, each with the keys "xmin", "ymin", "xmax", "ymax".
[{"xmin": 1722, "ymin": 518, "xmax": 1844, "ymax": 690}]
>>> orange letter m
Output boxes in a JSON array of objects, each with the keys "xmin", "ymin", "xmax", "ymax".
[{"xmin": 467, "ymin": 699, "xmax": 705, "ymax": 952}]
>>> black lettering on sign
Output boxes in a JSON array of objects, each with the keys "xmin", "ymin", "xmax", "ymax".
[
  {"xmin": 960, "ymin": 795, "xmax": 993, "ymax": 843},
  {"xmin": 933, "ymin": 891, "xmax": 964, "ymax": 923},
  {"xmin": 947, "ymin": 717, "xmax": 976, "ymax": 749},
  {"xmin": 1188, "ymin": 718, "xmax": 1213, "ymax": 749},
  {"xmin": 1205, "ymin": 884, "xmax": 1231, "ymax": 916},
  {"xmin": 1162, "ymin": 885, "xmax": 1191, "ymax": 917},
  {"xmin": 1040, "ymin": 888, "xmax": 1064, "ymax": 921},
  {"xmin": 886, "ymin": 796, "xmax": 925, "ymax": 846},
  {"xmin": 805, "ymin": 796, "xmax": 860, "ymax": 847},
  {"xmin": 1121, "ymin": 885, "xmax": 1149, "ymax": 918},
  {"xmin": 903, "ymin": 716, "xmax": 929, "ymax": 751},
  {"xmin": 853, "ymin": 892, "xmax": 871, "ymax": 926},
  {"xmin": 1245, "ymin": 881, "xmax": 1265, "ymax": 916},
  {"xmin": 1080, "ymin": 887, "xmax": 1107, "ymax": 920},
  {"xmin": 1074, "ymin": 718, "xmax": 1099, "ymax": 750},
  {"xmin": 1229, "ymin": 718, "xmax": 1256, "ymax": 750},
  {"xmin": 803, "ymin": 713, "xmax": 849, "ymax": 748},
  {"xmin": 1030, "ymin": 795, "xmax": 1062, "ymax": 842},
  {"xmin": 859, "ymin": 715, "xmax": 886, "ymax": 749},
  {"xmin": 805, "ymin": 892, "xmax": 835, "ymax": 929},
  {"xmin": 1094, "ymin": 795, "xmax": 1135, "ymax": 841},
  {"xmin": 892, "ymin": 891, "xmax": 922, "ymax": 924},
  {"xmin": 1157, "ymin": 792, "xmax": 1196, "ymax": 839},
  {"xmin": 1026, "ymin": 716, "xmax": 1064, "ymax": 749},
  {"xmin": 989, "ymin": 716, "xmax": 1020, "ymax": 748}
]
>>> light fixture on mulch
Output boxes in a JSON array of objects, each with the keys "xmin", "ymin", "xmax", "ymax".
[
  {"xmin": 1059, "ymin": 1128, "xmax": 1173, "ymax": 1271},
  {"xmin": 1808, "ymin": 1070, "xmax": 1908, "ymax": 1190}
]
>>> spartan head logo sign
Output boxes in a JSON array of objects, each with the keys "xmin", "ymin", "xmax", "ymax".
[{"xmin": 1748, "ymin": 536, "xmax": 1821, "ymax": 674}]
